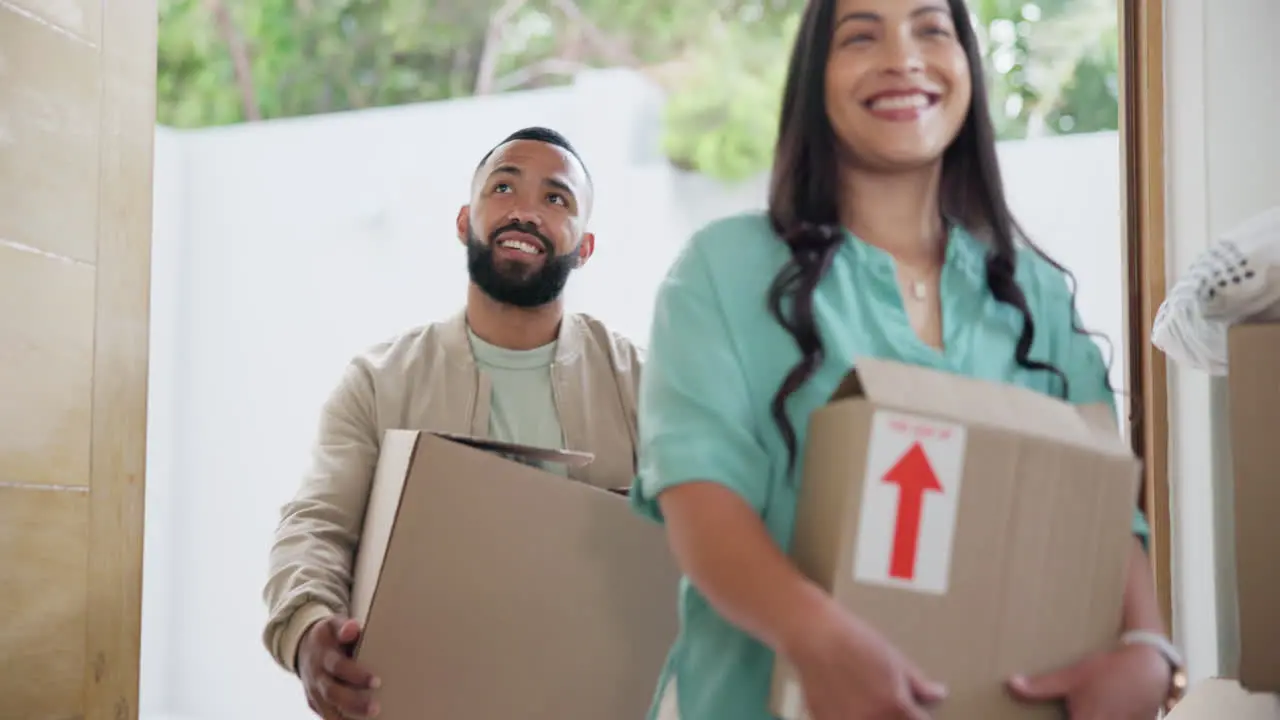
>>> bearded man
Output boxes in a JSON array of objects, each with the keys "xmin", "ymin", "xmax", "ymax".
[{"xmin": 262, "ymin": 126, "xmax": 642, "ymax": 720}]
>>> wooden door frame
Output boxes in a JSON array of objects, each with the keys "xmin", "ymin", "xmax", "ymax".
[
  {"xmin": 1119, "ymin": 0, "xmax": 1173, "ymax": 627},
  {"xmin": 84, "ymin": 3, "xmax": 157, "ymax": 719}
]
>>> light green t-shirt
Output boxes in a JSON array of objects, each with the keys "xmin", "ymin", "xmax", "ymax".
[
  {"xmin": 467, "ymin": 328, "xmax": 567, "ymax": 476},
  {"xmin": 631, "ymin": 212, "xmax": 1149, "ymax": 720}
]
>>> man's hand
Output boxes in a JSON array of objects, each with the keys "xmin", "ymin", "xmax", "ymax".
[
  {"xmin": 1008, "ymin": 644, "xmax": 1171, "ymax": 720},
  {"xmin": 297, "ymin": 616, "xmax": 382, "ymax": 719}
]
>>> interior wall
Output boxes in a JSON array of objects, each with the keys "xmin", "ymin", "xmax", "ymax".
[
  {"xmin": 0, "ymin": 1, "xmax": 156, "ymax": 718},
  {"xmin": 1164, "ymin": 0, "xmax": 1280, "ymax": 681},
  {"xmin": 140, "ymin": 126, "xmax": 188, "ymax": 717}
]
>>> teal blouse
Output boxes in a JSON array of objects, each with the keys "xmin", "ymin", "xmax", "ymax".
[{"xmin": 630, "ymin": 212, "xmax": 1148, "ymax": 720}]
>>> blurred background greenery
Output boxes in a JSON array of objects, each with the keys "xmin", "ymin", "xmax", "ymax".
[{"xmin": 158, "ymin": 0, "xmax": 1119, "ymax": 182}]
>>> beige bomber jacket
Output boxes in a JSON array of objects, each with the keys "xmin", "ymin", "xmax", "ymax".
[{"xmin": 262, "ymin": 311, "xmax": 643, "ymax": 672}]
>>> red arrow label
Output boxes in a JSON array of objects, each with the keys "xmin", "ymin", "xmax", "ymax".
[{"xmin": 883, "ymin": 442, "xmax": 944, "ymax": 581}]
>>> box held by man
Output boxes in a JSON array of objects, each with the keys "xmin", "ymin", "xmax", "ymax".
[{"xmin": 350, "ymin": 429, "xmax": 682, "ymax": 719}]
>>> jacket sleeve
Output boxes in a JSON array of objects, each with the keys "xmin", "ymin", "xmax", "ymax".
[
  {"xmin": 262, "ymin": 359, "xmax": 381, "ymax": 673},
  {"xmin": 617, "ymin": 334, "xmax": 645, "ymax": 469},
  {"xmin": 628, "ymin": 341, "xmax": 645, "ymax": 420}
]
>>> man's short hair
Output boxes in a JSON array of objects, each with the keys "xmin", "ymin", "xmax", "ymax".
[{"xmin": 475, "ymin": 126, "xmax": 592, "ymax": 183}]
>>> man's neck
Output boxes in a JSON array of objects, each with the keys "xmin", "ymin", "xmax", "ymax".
[{"xmin": 465, "ymin": 285, "xmax": 564, "ymax": 351}]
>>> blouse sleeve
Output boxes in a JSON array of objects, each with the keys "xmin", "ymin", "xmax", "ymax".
[{"xmin": 630, "ymin": 237, "xmax": 772, "ymax": 522}]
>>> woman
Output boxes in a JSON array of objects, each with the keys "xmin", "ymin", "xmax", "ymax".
[{"xmin": 631, "ymin": 1, "xmax": 1178, "ymax": 719}]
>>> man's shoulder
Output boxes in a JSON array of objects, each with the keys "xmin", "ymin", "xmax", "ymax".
[
  {"xmin": 566, "ymin": 313, "xmax": 645, "ymax": 367},
  {"xmin": 346, "ymin": 318, "xmax": 463, "ymax": 377}
]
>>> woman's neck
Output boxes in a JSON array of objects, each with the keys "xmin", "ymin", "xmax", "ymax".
[{"xmin": 839, "ymin": 164, "xmax": 947, "ymax": 266}]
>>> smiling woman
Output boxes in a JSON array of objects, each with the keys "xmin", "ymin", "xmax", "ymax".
[
  {"xmin": 822, "ymin": 1, "xmax": 971, "ymax": 175},
  {"xmin": 631, "ymin": 1, "xmax": 1176, "ymax": 719}
]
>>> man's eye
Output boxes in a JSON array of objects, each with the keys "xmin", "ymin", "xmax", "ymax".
[
  {"xmin": 493, "ymin": 183, "xmax": 512, "ymax": 193},
  {"xmin": 548, "ymin": 193, "xmax": 566, "ymax": 206}
]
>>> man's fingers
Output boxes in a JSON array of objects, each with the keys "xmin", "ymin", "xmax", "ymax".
[
  {"xmin": 335, "ymin": 618, "xmax": 363, "ymax": 645},
  {"xmin": 320, "ymin": 615, "xmax": 360, "ymax": 643},
  {"xmin": 322, "ymin": 648, "xmax": 380, "ymax": 688},
  {"xmin": 305, "ymin": 691, "xmax": 345, "ymax": 720},
  {"xmin": 317, "ymin": 675, "xmax": 379, "ymax": 719}
]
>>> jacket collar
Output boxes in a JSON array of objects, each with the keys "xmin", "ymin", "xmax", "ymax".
[{"xmin": 442, "ymin": 307, "xmax": 583, "ymax": 365}]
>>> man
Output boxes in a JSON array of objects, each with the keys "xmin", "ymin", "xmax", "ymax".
[{"xmin": 262, "ymin": 127, "xmax": 642, "ymax": 720}]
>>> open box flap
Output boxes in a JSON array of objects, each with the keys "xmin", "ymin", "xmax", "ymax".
[
  {"xmin": 430, "ymin": 431, "xmax": 595, "ymax": 468},
  {"xmin": 829, "ymin": 357, "xmax": 1130, "ymax": 456},
  {"xmin": 351, "ymin": 429, "xmax": 596, "ymax": 627}
]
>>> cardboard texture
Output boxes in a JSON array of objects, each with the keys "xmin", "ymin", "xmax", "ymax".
[
  {"xmin": 351, "ymin": 429, "xmax": 681, "ymax": 719},
  {"xmin": 1166, "ymin": 679, "xmax": 1280, "ymax": 719},
  {"xmin": 1225, "ymin": 322, "xmax": 1280, "ymax": 693},
  {"xmin": 770, "ymin": 358, "xmax": 1142, "ymax": 720}
]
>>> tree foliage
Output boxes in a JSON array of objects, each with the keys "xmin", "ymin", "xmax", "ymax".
[{"xmin": 158, "ymin": 0, "xmax": 1120, "ymax": 181}]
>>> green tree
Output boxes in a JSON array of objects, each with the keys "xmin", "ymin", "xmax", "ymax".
[
  {"xmin": 662, "ymin": 0, "xmax": 1122, "ymax": 178},
  {"xmin": 658, "ymin": 15, "xmax": 798, "ymax": 183},
  {"xmin": 157, "ymin": 0, "xmax": 787, "ymax": 124},
  {"xmin": 157, "ymin": 0, "xmax": 1121, "ymax": 182}
]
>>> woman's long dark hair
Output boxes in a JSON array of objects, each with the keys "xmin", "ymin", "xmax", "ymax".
[{"xmin": 766, "ymin": 0, "xmax": 1101, "ymax": 470}]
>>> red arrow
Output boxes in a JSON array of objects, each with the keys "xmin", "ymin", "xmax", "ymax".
[{"xmin": 883, "ymin": 442, "xmax": 944, "ymax": 581}]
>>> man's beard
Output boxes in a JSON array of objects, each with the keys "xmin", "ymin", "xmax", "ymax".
[{"xmin": 466, "ymin": 222, "xmax": 579, "ymax": 309}]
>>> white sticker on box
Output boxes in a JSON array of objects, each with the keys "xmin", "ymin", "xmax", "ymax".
[{"xmin": 852, "ymin": 410, "xmax": 966, "ymax": 595}]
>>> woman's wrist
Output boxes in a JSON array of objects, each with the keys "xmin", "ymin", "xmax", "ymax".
[
  {"xmin": 1118, "ymin": 630, "xmax": 1186, "ymax": 708},
  {"xmin": 771, "ymin": 580, "xmax": 843, "ymax": 659}
]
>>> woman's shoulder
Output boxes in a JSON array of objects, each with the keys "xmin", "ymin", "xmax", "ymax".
[
  {"xmin": 1013, "ymin": 243, "xmax": 1075, "ymax": 307},
  {"xmin": 681, "ymin": 211, "xmax": 790, "ymax": 273},
  {"xmin": 658, "ymin": 212, "xmax": 792, "ymax": 337},
  {"xmin": 1007, "ymin": 244, "xmax": 1085, "ymax": 341}
]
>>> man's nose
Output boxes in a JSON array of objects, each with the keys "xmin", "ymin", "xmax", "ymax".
[{"xmin": 505, "ymin": 205, "xmax": 543, "ymax": 228}]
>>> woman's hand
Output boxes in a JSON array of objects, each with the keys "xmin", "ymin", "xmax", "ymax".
[
  {"xmin": 1008, "ymin": 644, "xmax": 1171, "ymax": 720},
  {"xmin": 781, "ymin": 597, "xmax": 947, "ymax": 720}
]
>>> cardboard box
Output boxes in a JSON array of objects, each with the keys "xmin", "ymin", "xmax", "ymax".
[
  {"xmin": 1166, "ymin": 679, "xmax": 1280, "ymax": 719},
  {"xmin": 770, "ymin": 358, "xmax": 1142, "ymax": 720},
  {"xmin": 350, "ymin": 429, "xmax": 681, "ymax": 719},
  {"xmin": 1225, "ymin": 322, "xmax": 1280, "ymax": 693}
]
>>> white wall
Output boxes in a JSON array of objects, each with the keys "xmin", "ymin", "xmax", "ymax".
[
  {"xmin": 140, "ymin": 126, "xmax": 186, "ymax": 718},
  {"xmin": 1165, "ymin": 0, "xmax": 1280, "ymax": 682},
  {"xmin": 139, "ymin": 71, "xmax": 1131, "ymax": 720}
]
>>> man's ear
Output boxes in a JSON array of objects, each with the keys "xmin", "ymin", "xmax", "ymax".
[
  {"xmin": 456, "ymin": 205, "xmax": 471, "ymax": 246},
  {"xmin": 575, "ymin": 232, "xmax": 596, "ymax": 268}
]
